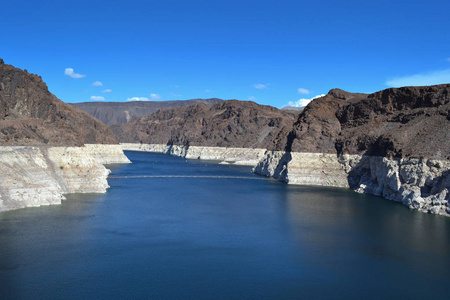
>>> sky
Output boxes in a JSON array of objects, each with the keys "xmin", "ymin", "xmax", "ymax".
[{"xmin": 1, "ymin": 0, "xmax": 449, "ymax": 108}]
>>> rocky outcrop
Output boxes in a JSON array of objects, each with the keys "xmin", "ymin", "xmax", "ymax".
[
  {"xmin": 121, "ymin": 143, "xmax": 266, "ymax": 166},
  {"xmin": 113, "ymin": 100, "xmax": 296, "ymax": 150},
  {"xmin": 340, "ymin": 155, "xmax": 450, "ymax": 215},
  {"xmin": 254, "ymin": 84, "xmax": 450, "ymax": 216},
  {"xmin": 72, "ymin": 98, "xmax": 224, "ymax": 125},
  {"xmin": 285, "ymin": 85, "xmax": 449, "ymax": 158},
  {"xmin": 0, "ymin": 145, "xmax": 130, "ymax": 212},
  {"xmin": 0, "ymin": 59, "xmax": 130, "ymax": 212},
  {"xmin": 254, "ymin": 151, "xmax": 349, "ymax": 187}
]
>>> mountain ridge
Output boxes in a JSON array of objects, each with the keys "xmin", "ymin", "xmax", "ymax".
[
  {"xmin": 0, "ymin": 59, "xmax": 119, "ymax": 146},
  {"xmin": 72, "ymin": 98, "xmax": 225, "ymax": 125}
]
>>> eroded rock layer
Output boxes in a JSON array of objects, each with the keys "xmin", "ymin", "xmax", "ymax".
[{"xmin": 0, "ymin": 145, "xmax": 130, "ymax": 212}]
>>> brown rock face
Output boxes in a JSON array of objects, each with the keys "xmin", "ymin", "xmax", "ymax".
[
  {"xmin": 286, "ymin": 84, "xmax": 450, "ymax": 159},
  {"xmin": 112, "ymin": 100, "xmax": 296, "ymax": 149},
  {"xmin": 0, "ymin": 59, "xmax": 119, "ymax": 146}
]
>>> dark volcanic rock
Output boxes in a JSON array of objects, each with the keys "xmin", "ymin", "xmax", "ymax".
[
  {"xmin": 0, "ymin": 59, "xmax": 119, "ymax": 146},
  {"xmin": 112, "ymin": 100, "xmax": 296, "ymax": 150},
  {"xmin": 72, "ymin": 98, "xmax": 224, "ymax": 125},
  {"xmin": 286, "ymin": 84, "xmax": 450, "ymax": 159}
]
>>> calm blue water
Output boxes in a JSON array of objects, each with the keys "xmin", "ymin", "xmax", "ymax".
[{"xmin": 1, "ymin": 151, "xmax": 450, "ymax": 299}]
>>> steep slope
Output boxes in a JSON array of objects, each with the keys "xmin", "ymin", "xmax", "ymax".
[
  {"xmin": 113, "ymin": 100, "xmax": 296, "ymax": 150},
  {"xmin": 284, "ymin": 85, "xmax": 449, "ymax": 159},
  {"xmin": 72, "ymin": 98, "xmax": 224, "ymax": 125},
  {"xmin": 0, "ymin": 59, "xmax": 119, "ymax": 146}
]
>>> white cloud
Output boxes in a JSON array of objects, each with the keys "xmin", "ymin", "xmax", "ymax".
[
  {"xmin": 101, "ymin": 89, "xmax": 112, "ymax": 93},
  {"xmin": 90, "ymin": 96, "xmax": 105, "ymax": 101},
  {"xmin": 149, "ymin": 93, "xmax": 161, "ymax": 100},
  {"xmin": 248, "ymin": 96, "xmax": 256, "ymax": 101},
  {"xmin": 286, "ymin": 94, "xmax": 325, "ymax": 108},
  {"xmin": 297, "ymin": 88, "xmax": 310, "ymax": 94},
  {"xmin": 126, "ymin": 97, "xmax": 149, "ymax": 101},
  {"xmin": 204, "ymin": 89, "xmax": 211, "ymax": 93},
  {"xmin": 170, "ymin": 92, "xmax": 182, "ymax": 97},
  {"xmin": 92, "ymin": 81, "xmax": 103, "ymax": 86},
  {"xmin": 386, "ymin": 69, "xmax": 450, "ymax": 87},
  {"xmin": 254, "ymin": 83, "xmax": 268, "ymax": 89},
  {"xmin": 64, "ymin": 68, "xmax": 86, "ymax": 79}
]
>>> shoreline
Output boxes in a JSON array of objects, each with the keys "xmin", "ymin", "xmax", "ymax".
[
  {"xmin": 0, "ymin": 144, "xmax": 130, "ymax": 212},
  {"xmin": 122, "ymin": 143, "xmax": 450, "ymax": 217}
]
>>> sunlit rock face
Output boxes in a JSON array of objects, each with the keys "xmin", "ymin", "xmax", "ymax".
[{"xmin": 0, "ymin": 145, "xmax": 130, "ymax": 212}]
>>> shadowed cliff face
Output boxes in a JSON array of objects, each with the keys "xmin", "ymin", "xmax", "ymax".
[
  {"xmin": 0, "ymin": 59, "xmax": 119, "ymax": 146},
  {"xmin": 286, "ymin": 84, "xmax": 450, "ymax": 159},
  {"xmin": 112, "ymin": 100, "xmax": 297, "ymax": 150}
]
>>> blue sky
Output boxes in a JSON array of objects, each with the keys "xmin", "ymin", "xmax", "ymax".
[{"xmin": 1, "ymin": 0, "xmax": 449, "ymax": 108}]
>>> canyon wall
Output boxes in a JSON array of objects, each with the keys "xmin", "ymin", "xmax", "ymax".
[{"xmin": 116, "ymin": 84, "xmax": 449, "ymax": 216}]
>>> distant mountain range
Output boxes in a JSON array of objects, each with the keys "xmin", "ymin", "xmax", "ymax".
[
  {"xmin": 112, "ymin": 100, "xmax": 297, "ymax": 150},
  {"xmin": 72, "ymin": 98, "xmax": 225, "ymax": 125}
]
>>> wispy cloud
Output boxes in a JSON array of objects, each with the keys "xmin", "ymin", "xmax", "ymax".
[
  {"xmin": 286, "ymin": 94, "xmax": 325, "ymax": 108},
  {"xmin": 170, "ymin": 92, "xmax": 182, "ymax": 97},
  {"xmin": 149, "ymin": 93, "xmax": 161, "ymax": 100},
  {"xmin": 297, "ymin": 88, "xmax": 310, "ymax": 94},
  {"xmin": 92, "ymin": 81, "xmax": 103, "ymax": 87},
  {"xmin": 101, "ymin": 89, "xmax": 112, "ymax": 93},
  {"xmin": 386, "ymin": 69, "xmax": 450, "ymax": 87},
  {"xmin": 64, "ymin": 68, "xmax": 86, "ymax": 79},
  {"xmin": 127, "ymin": 97, "xmax": 149, "ymax": 101},
  {"xmin": 90, "ymin": 96, "xmax": 105, "ymax": 101},
  {"xmin": 446, "ymin": 58, "xmax": 450, "ymax": 62},
  {"xmin": 204, "ymin": 89, "xmax": 211, "ymax": 93},
  {"xmin": 248, "ymin": 96, "xmax": 256, "ymax": 101},
  {"xmin": 253, "ymin": 83, "xmax": 268, "ymax": 89}
]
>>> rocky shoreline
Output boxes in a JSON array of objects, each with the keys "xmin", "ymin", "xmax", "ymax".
[
  {"xmin": 254, "ymin": 151, "xmax": 450, "ymax": 217},
  {"xmin": 0, "ymin": 144, "xmax": 130, "ymax": 212},
  {"xmin": 123, "ymin": 143, "xmax": 450, "ymax": 217}
]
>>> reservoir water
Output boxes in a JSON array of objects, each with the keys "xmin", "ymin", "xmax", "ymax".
[{"xmin": 1, "ymin": 151, "xmax": 450, "ymax": 299}]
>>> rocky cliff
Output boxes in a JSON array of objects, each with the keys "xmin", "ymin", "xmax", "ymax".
[
  {"xmin": 112, "ymin": 100, "xmax": 296, "ymax": 150},
  {"xmin": 255, "ymin": 84, "xmax": 450, "ymax": 216},
  {"xmin": 284, "ymin": 85, "xmax": 449, "ymax": 159},
  {"xmin": 72, "ymin": 98, "xmax": 224, "ymax": 125},
  {"xmin": 0, "ymin": 59, "xmax": 129, "ymax": 212},
  {"xmin": 0, "ymin": 59, "xmax": 119, "ymax": 146}
]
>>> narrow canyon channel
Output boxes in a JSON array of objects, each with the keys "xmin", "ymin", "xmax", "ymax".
[{"xmin": 1, "ymin": 151, "xmax": 449, "ymax": 299}]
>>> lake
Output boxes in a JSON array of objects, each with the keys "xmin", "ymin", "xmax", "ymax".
[{"xmin": 1, "ymin": 151, "xmax": 450, "ymax": 299}]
